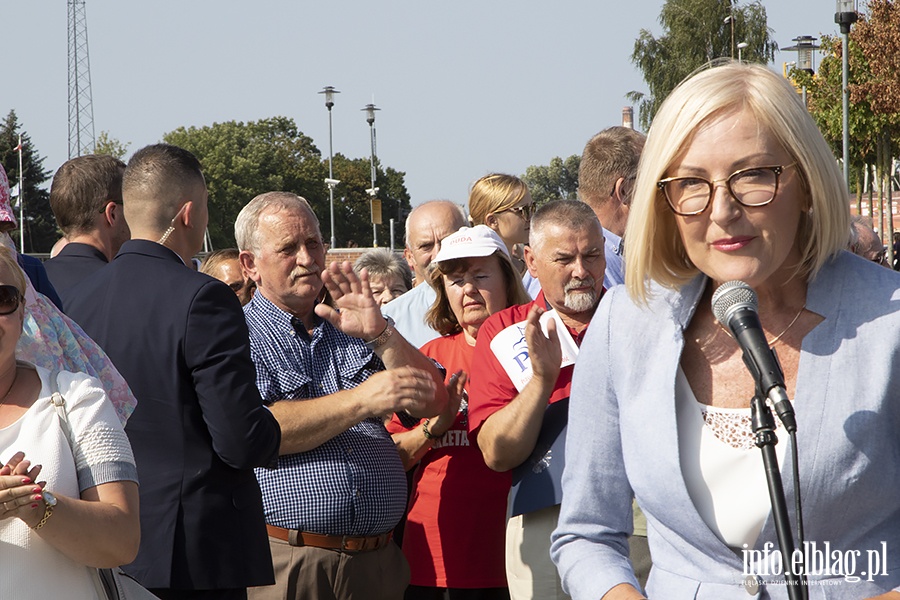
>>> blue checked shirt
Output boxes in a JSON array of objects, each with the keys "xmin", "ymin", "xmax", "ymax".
[{"xmin": 244, "ymin": 292, "xmax": 410, "ymax": 536}]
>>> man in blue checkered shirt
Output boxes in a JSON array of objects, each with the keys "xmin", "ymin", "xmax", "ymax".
[{"xmin": 236, "ymin": 192, "xmax": 449, "ymax": 600}]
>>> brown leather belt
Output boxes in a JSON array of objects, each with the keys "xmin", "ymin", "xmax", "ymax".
[{"xmin": 265, "ymin": 524, "xmax": 392, "ymax": 552}]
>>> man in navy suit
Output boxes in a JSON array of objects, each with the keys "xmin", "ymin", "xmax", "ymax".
[
  {"xmin": 44, "ymin": 154, "xmax": 131, "ymax": 306},
  {"xmin": 65, "ymin": 144, "xmax": 281, "ymax": 600}
]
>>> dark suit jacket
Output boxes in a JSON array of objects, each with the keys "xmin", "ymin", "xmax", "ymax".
[
  {"xmin": 17, "ymin": 253, "xmax": 63, "ymax": 310},
  {"xmin": 65, "ymin": 239, "xmax": 281, "ymax": 590},
  {"xmin": 43, "ymin": 242, "xmax": 109, "ymax": 308}
]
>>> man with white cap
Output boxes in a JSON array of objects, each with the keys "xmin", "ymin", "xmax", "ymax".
[{"xmin": 467, "ymin": 200, "xmax": 606, "ymax": 600}]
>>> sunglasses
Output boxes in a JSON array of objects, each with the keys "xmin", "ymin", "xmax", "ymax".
[
  {"xmin": 0, "ymin": 285, "xmax": 24, "ymax": 315},
  {"xmin": 505, "ymin": 204, "xmax": 535, "ymax": 221}
]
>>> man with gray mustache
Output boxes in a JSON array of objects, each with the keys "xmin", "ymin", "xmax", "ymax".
[
  {"xmin": 467, "ymin": 200, "xmax": 606, "ymax": 600},
  {"xmin": 235, "ymin": 192, "xmax": 448, "ymax": 600}
]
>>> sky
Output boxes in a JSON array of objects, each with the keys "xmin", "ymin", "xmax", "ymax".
[{"xmin": 3, "ymin": 1, "xmax": 843, "ymax": 210}]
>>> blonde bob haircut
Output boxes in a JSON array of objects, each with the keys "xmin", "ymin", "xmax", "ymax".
[
  {"xmin": 468, "ymin": 173, "xmax": 530, "ymax": 226},
  {"xmin": 624, "ymin": 61, "xmax": 850, "ymax": 303}
]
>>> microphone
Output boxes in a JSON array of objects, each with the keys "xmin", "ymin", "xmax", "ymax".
[{"xmin": 711, "ymin": 281, "xmax": 798, "ymax": 433}]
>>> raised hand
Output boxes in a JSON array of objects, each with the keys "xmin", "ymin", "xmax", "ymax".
[
  {"xmin": 315, "ymin": 262, "xmax": 386, "ymax": 341},
  {"xmin": 524, "ymin": 305, "xmax": 563, "ymax": 384}
]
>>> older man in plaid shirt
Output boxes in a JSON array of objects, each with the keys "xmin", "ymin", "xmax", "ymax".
[{"xmin": 236, "ymin": 192, "xmax": 447, "ymax": 600}]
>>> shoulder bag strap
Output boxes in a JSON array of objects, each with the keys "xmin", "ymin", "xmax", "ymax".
[{"xmin": 46, "ymin": 370, "xmax": 122, "ymax": 600}]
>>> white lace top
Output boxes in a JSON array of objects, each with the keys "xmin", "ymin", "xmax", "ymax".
[
  {"xmin": 675, "ymin": 367, "xmax": 787, "ymax": 550},
  {"xmin": 0, "ymin": 363, "xmax": 137, "ymax": 599}
]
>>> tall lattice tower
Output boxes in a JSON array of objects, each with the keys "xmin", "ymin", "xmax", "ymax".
[{"xmin": 68, "ymin": 0, "xmax": 95, "ymax": 158}]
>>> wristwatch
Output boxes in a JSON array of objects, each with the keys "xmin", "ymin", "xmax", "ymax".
[
  {"xmin": 32, "ymin": 490, "xmax": 57, "ymax": 530},
  {"xmin": 365, "ymin": 316, "xmax": 395, "ymax": 351}
]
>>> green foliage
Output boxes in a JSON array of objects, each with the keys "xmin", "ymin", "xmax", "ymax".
[
  {"xmin": 793, "ymin": 1, "xmax": 900, "ymax": 181},
  {"xmin": 793, "ymin": 1, "xmax": 900, "ymax": 247},
  {"xmin": 0, "ymin": 110, "xmax": 57, "ymax": 253},
  {"xmin": 163, "ymin": 116, "xmax": 412, "ymax": 249},
  {"xmin": 328, "ymin": 154, "xmax": 413, "ymax": 248},
  {"xmin": 521, "ymin": 155, "xmax": 580, "ymax": 205},
  {"xmin": 631, "ymin": 0, "xmax": 776, "ymax": 130},
  {"xmin": 792, "ymin": 36, "xmax": 878, "ymax": 168},
  {"xmin": 94, "ymin": 131, "xmax": 130, "ymax": 160}
]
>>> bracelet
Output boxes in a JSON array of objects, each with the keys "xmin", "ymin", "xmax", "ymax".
[
  {"xmin": 422, "ymin": 419, "xmax": 442, "ymax": 440},
  {"xmin": 364, "ymin": 316, "xmax": 395, "ymax": 351},
  {"xmin": 32, "ymin": 502, "xmax": 53, "ymax": 530},
  {"xmin": 31, "ymin": 490, "xmax": 57, "ymax": 530}
]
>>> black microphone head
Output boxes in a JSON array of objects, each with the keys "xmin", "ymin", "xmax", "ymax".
[{"xmin": 711, "ymin": 280, "xmax": 758, "ymax": 327}]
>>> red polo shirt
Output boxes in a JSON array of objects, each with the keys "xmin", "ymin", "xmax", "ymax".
[{"xmin": 467, "ymin": 291, "xmax": 588, "ymax": 440}]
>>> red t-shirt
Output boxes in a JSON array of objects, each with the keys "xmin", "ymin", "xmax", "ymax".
[
  {"xmin": 387, "ymin": 332, "xmax": 510, "ymax": 588},
  {"xmin": 467, "ymin": 291, "xmax": 584, "ymax": 441}
]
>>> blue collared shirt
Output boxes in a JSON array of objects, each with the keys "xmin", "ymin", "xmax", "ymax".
[
  {"xmin": 602, "ymin": 227, "xmax": 625, "ymax": 289},
  {"xmin": 244, "ymin": 292, "xmax": 409, "ymax": 536}
]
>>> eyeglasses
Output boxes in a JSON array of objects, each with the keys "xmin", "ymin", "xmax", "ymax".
[
  {"xmin": 657, "ymin": 164, "xmax": 796, "ymax": 216},
  {"xmin": 0, "ymin": 285, "xmax": 24, "ymax": 315},
  {"xmin": 504, "ymin": 204, "xmax": 535, "ymax": 221}
]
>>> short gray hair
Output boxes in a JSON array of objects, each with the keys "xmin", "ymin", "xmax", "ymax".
[
  {"xmin": 353, "ymin": 248, "xmax": 413, "ymax": 291},
  {"xmin": 235, "ymin": 192, "xmax": 317, "ymax": 253},
  {"xmin": 529, "ymin": 200, "xmax": 601, "ymax": 252}
]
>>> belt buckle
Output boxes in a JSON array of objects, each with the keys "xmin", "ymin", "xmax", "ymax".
[{"xmin": 340, "ymin": 535, "xmax": 354, "ymax": 552}]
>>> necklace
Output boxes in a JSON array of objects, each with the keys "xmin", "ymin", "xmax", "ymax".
[
  {"xmin": 766, "ymin": 305, "xmax": 806, "ymax": 346},
  {"xmin": 717, "ymin": 304, "xmax": 806, "ymax": 348},
  {"xmin": 0, "ymin": 369, "xmax": 17, "ymax": 408}
]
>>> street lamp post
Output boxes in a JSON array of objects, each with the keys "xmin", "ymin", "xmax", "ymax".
[
  {"xmin": 319, "ymin": 86, "xmax": 340, "ymax": 248},
  {"xmin": 835, "ymin": 0, "xmax": 858, "ymax": 188},
  {"xmin": 724, "ymin": 14, "xmax": 735, "ymax": 59},
  {"xmin": 362, "ymin": 103, "xmax": 380, "ymax": 247},
  {"xmin": 782, "ymin": 35, "xmax": 820, "ymax": 109},
  {"xmin": 737, "ymin": 42, "xmax": 748, "ymax": 62}
]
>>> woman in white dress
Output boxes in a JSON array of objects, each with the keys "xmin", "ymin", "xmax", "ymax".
[{"xmin": 0, "ymin": 246, "xmax": 140, "ymax": 598}]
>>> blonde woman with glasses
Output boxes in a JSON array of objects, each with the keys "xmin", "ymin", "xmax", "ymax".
[
  {"xmin": 552, "ymin": 61, "xmax": 900, "ymax": 600},
  {"xmin": 468, "ymin": 174, "xmax": 534, "ymax": 276}
]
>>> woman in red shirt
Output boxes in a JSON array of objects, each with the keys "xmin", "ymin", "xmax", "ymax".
[{"xmin": 388, "ymin": 225, "xmax": 531, "ymax": 600}]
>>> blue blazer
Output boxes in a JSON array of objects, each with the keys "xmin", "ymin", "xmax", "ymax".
[
  {"xmin": 43, "ymin": 242, "xmax": 109, "ymax": 308},
  {"xmin": 65, "ymin": 239, "xmax": 281, "ymax": 590},
  {"xmin": 17, "ymin": 253, "xmax": 63, "ymax": 310},
  {"xmin": 552, "ymin": 252, "xmax": 900, "ymax": 599}
]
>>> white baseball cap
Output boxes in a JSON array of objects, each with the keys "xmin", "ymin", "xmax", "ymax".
[{"xmin": 434, "ymin": 225, "xmax": 510, "ymax": 264}]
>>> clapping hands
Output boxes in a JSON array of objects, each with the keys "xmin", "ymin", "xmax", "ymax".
[{"xmin": 0, "ymin": 451, "xmax": 44, "ymax": 526}]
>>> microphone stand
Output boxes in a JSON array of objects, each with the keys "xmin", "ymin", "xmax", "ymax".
[{"xmin": 751, "ymin": 394, "xmax": 808, "ymax": 600}]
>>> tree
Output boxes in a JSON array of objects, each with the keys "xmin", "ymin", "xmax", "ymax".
[
  {"xmin": 94, "ymin": 131, "xmax": 130, "ymax": 160},
  {"xmin": 630, "ymin": 0, "xmax": 777, "ymax": 130},
  {"xmin": 521, "ymin": 155, "xmax": 580, "ymax": 205},
  {"xmin": 328, "ymin": 154, "xmax": 413, "ymax": 248},
  {"xmin": 849, "ymin": 0, "xmax": 900, "ymax": 255},
  {"xmin": 792, "ymin": 1, "xmax": 900, "ymax": 255},
  {"xmin": 0, "ymin": 110, "xmax": 57, "ymax": 253},
  {"xmin": 853, "ymin": 0, "xmax": 900, "ymax": 116},
  {"xmin": 792, "ymin": 36, "xmax": 872, "ymax": 163},
  {"xmin": 163, "ymin": 117, "xmax": 413, "ymax": 249},
  {"xmin": 164, "ymin": 117, "xmax": 328, "ymax": 250}
]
